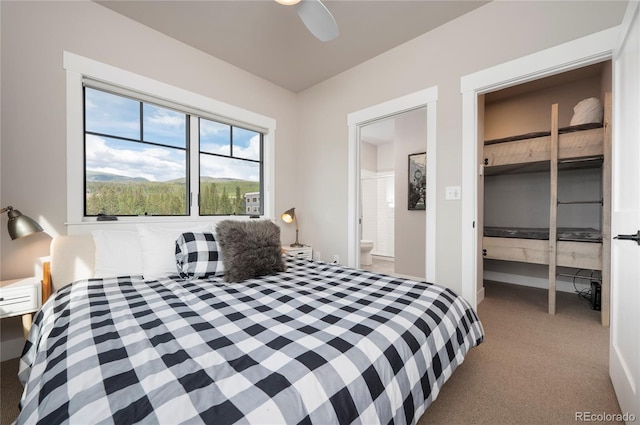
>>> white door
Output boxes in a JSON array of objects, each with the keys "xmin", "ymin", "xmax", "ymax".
[{"xmin": 611, "ymin": 1, "xmax": 640, "ymax": 419}]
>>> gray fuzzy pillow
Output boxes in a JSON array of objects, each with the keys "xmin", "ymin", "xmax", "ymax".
[{"xmin": 215, "ymin": 220, "xmax": 286, "ymax": 283}]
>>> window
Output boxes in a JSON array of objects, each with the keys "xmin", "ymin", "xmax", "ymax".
[
  {"xmin": 199, "ymin": 119, "xmax": 263, "ymax": 215},
  {"xmin": 84, "ymin": 88, "xmax": 189, "ymax": 216},
  {"xmin": 66, "ymin": 52, "xmax": 275, "ymax": 225},
  {"xmin": 82, "ymin": 85, "xmax": 264, "ymax": 218}
]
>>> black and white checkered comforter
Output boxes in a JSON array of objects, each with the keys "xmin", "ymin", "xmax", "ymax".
[{"xmin": 17, "ymin": 257, "xmax": 483, "ymax": 425}]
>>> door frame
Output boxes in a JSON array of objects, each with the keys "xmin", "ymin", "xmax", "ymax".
[
  {"xmin": 460, "ymin": 26, "xmax": 620, "ymax": 309},
  {"xmin": 347, "ymin": 86, "xmax": 438, "ymax": 282}
]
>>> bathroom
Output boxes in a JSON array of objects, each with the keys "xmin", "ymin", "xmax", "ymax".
[{"xmin": 359, "ymin": 107, "xmax": 427, "ymax": 279}]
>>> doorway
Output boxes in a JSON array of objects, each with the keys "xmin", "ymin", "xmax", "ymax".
[
  {"xmin": 480, "ymin": 62, "xmax": 611, "ymax": 317},
  {"xmin": 347, "ymin": 87, "xmax": 437, "ymax": 281},
  {"xmin": 460, "ymin": 27, "xmax": 618, "ymax": 308},
  {"xmin": 360, "ymin": 117, "xmax": 396, "ymax": 274}
]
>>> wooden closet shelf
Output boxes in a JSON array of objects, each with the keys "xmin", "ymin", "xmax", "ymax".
[{"xmin": 482, "ymin": 92, "xmax": 611, "ymax": 326}]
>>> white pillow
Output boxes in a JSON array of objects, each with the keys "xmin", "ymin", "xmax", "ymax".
[
  {"xmin": 92, "ymin": 230, "xmax": 143, "ymax": 278},
  {"xmin": 570, "ymin": 97, "xmax": 603, "ymax": 126},
  {"xmin": 137, "ymin": 224, "xmax": 212, "ymax": 279}
]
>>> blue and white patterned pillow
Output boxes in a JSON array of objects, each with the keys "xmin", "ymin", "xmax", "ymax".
[{"xmin": 175, "ymin": 232, "xmax": 224, "ymax": 279}]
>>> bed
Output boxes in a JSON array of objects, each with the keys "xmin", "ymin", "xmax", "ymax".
[
  {"xmin": 482, "ymin": 122, "xmax": 605, "ymax": 176},
  {"xmin": 481, "ymin": 98, "xmax": 609, "ymax": 272},
  {"xmin": 482, "ymin": 94, "xmax": 611, "ymax": 322},
  {"xmin": 16, "ymin": 221, "xmax": 484, "ymax": 424},
  {"xmin": 483, "ymin": 226, "xmax": 603, "ymax": 270}
]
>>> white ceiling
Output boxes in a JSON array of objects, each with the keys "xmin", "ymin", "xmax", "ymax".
[{"xmin": 96, "ymin": 0, "xmax": 489, "ymax": 93}]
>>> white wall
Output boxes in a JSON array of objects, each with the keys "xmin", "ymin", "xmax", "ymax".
[
  {"xmin": 0, "ymin": 1, "xmax": 299, "ymax": 358},
  {"xmin": 394, "ymin": 108, "xmax": 427, "ymax": 278},
  {"xmin": 361, "ymin": 141, "xmax": 378, "ymax": 172},
  {"xmin": 377, "ymin": 143, "xmax": 396, "ymax": 258},
  {"xmin": 0, "ymin": 1, "xmax": 627, "ymax": 358},
  {"xmin": 484, "ymin": 73, "xmax": 607, "ymax": 139},
  {"xmin": 296, "ymin": 0, "xmax": 626, "ymax": 295},
  {"xmin": 0, "ymin": 0, "xmax": 299, "ymax": 281}
]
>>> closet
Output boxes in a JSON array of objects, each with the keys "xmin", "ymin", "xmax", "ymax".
[{"xmin": 481, "ymin": 62, "xmax": 611, "ymax": 326}]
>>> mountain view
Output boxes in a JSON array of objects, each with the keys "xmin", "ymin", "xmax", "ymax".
[{"xmin": 86, "ymin": 171, "xmax": 259, "ymax": 216}]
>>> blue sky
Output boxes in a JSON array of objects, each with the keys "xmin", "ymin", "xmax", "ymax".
[{"xmin": 85, "ymin": 88, "xmax": 260, "ymax": 182}]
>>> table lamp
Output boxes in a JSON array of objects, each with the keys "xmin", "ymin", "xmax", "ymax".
[
  {"xmin": 281, "ymin": 207, "xmax": 303, "ymax": 247},
  {"xmin": 1, "ymin": 206, "xmax": 43, "ymax": 240}
]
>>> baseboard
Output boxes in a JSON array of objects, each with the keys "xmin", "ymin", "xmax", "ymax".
[
  {"xmin": 483, "ymin": 270, "xmax": 588, "ymax": 293},
  {"xmin": 371, "ymin": 254, "xmax": 394, "ymax": 261},
  {"xmin": 477, "ymin": 286, "xmax": 485, "ymax": 304},
  {"xmin": 387, "ymin": 271, "xmax": 423, "ymax": 281}
]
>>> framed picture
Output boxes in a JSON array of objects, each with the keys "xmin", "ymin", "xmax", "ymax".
[{"xmin": 408, "ymin": 152, "xmax": 426, "ymax": 210}]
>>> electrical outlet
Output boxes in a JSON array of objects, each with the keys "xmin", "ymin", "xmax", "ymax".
[
  {"xmin": 314, "ymin": 251, "xmax": 322, "ymax": 261},
  {"xmin": 332, "ymin": 255, "xmax": 340, "ymax": 264}
]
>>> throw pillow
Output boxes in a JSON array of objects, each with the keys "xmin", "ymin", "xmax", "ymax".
[
  {"xmin": 175, "ymin": 232, "xmax": 225, "ymax": 279},
  {"xmin": 92, "ymin": 230, "xmax": 143, "ymax": 278},
  {"xmin": 215, "ymin": 220, "xmax": 286, "ymax": 283}
]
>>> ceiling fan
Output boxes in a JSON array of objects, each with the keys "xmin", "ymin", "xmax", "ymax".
[{"xmin": 275, "ymin": 0, "xmax": 339, "ymax": 42}]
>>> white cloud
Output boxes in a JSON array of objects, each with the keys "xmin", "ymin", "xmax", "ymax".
[
  {"xmin": 146, "ymin": 109, "xmax": 185, "ymax": 128},
  {"xmin": 86, "ymin": 135, "xmax": 259, "ymax": 182},
  {"xmin": 200, "ymin": 120, "xmax": 229, "ymax": 137},
  {"xmin": 86, "ymin": 135, "xmax": 185, "ymax": 182},
  {"xmin": 200, "ymin": 157, "xmax": 259, "ymax": 181},
  {"xmin": 200, "ymin": 134, "xmax": 260, "ymax": 161},
  {"xmin": 233, "ymin": 135, "xmax": 260, "ymax": 161}
]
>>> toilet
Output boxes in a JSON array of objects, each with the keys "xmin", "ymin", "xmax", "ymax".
[{"xmin": 360, "ymin": 240, "xmax": 374, "ymax": 266}]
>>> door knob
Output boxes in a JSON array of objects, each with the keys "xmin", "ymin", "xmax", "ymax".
[{"xmin": 614, "ymin": 230, "xmax": 640, "ymax": 245}]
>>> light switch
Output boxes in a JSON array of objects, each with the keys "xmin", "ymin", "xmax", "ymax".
[{"xmin": 445, "ymin": 186, "xmax": 461, "ymax": 200}]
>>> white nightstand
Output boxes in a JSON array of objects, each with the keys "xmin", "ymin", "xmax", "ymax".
[
  {"xmin": 282, "ymin": 245, "xmax": 313, "ymax": 260},
  {"xmin": 0, "ymin": 277, "xmax": 42, "ymax": 339}
]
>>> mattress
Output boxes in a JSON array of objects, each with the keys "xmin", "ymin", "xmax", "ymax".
[
  {"xmin": 484, "ymin": 122, "xmax": 603, "ymax": 145},
  {"xmin": 483, "ymin": 226, "xmax": 602, "ymax": 242},
  {"xmin": 17, "ymin": 256, "xmax": 484, "ymax": 425}
]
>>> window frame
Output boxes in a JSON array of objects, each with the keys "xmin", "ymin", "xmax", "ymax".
[
  {"xmin": 65, "ymin": 51, "xmax": 276, "ymax": 229},
  {"xmin": 83, "ymin": 86, "xmax": 192, "ymax": 217},
  {"xmin": 197, "ymin": 117, "xmax": 264, "ymax": 216}
]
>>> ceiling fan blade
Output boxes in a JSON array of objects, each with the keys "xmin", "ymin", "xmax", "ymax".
[{"xmin": 296, "ymin": 0, "xmax": 339, "ymax": 42}]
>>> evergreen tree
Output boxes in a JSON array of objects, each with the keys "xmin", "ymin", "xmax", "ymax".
[
  {"xmin": 220, "ymin": 187, "xmax": 231, "ymax": 214},
  {"xmin": 235, "ymin": 186, "xmax": 242, "ymax": 214}
]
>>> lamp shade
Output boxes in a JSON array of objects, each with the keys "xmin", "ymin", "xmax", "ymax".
[
  {"xmin": 281, "ymin": 207, "xmax": 295, "ymax": 224},
  {"xmin": 2, "ymin": 206, "xmax": 43, "ymax": 240}
]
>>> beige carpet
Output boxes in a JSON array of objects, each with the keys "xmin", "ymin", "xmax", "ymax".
[
  {"xmin": 418, "ymin": 280, "xmax": 620, "ymax": 425},
  {"xmin": 1, "ymin": 280, "xmax": 620, "ymax": 424},
  {"xmin": 1, "ymin": 356, "xmax": 21, "ymax": 425}
]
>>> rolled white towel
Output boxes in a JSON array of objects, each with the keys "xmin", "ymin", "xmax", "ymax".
[{"xmin": 570, "ymin": 97, "xmax": 603, "ymax": 126}]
